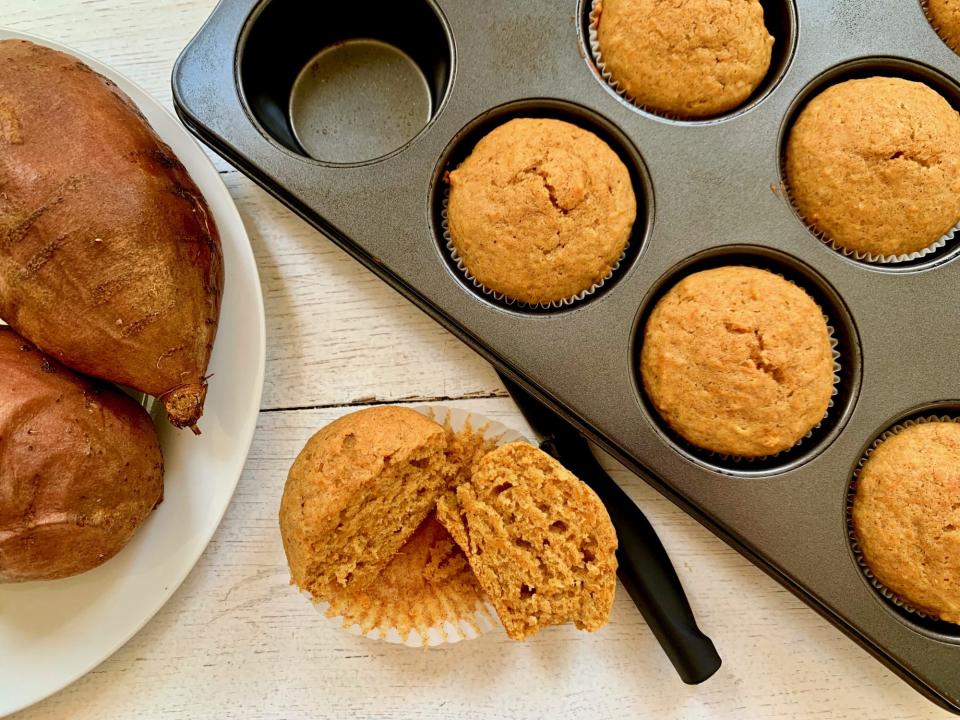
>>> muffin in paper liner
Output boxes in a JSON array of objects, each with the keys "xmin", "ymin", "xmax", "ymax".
[
  {"xmin": 305, "ymin": 405, "xmax": 530, "ymax": 647},
  {"xmin": 587, "ymin": 0, "xmax": 685, "ymax": 121},
  {"xmin": 440, "ymin": 188, "xmax": 628, "ymax": 310},
  {"xmin": 646, "ymin": 266, "xmax": 842, "ymax": 466},
  {"xmin": 780, "ymin": 180, "xmax": 960, "ymax": 265},
  {"xmin": 847, "ymin": 414, "xmax": 960, "ymax": 622}
]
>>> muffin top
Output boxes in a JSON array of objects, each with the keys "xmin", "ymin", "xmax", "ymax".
[
  {"xmin": 640, "ymin": 266, "xmax": 834, "ymax": 457},
  {"xmin": 595, "ymin": 0, "xmax": 774, "ymax": 118},
  {"xmin": 786, "ymin": 77, "xmax": 960, "ymax": 258},
  {"xmin": 927, "ymin": 0, "xmax": 960, "ymax": 54},
  {"xmin": 852, "ymin": 421, "xmax": 960, "ymax": 623},
  {"xmin": 446, "ymin": 117, "xmax": 636, "ymax": 305}
]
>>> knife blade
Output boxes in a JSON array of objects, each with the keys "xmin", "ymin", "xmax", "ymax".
[{"xmin": 497, "ymin": 370, "xmax": 721, "ymax": 685}]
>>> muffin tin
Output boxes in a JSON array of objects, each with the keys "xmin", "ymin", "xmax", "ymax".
[{"xmin": 173, "ymin": 0, "xmax": 960, "ymax": 711}]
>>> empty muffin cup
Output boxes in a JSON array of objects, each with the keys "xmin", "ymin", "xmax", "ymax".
[{"xmin": 239, "ymin": 0, "xmax": 453, "ymax": 163}]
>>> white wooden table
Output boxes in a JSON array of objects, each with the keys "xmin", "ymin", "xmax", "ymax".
[{"xmin": 3, "ymin": 2, "xmax": 953, "ymax": 718}]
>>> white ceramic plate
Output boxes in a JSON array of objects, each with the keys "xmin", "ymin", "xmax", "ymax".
[{"xmin": 0, "ymin": 30, "xmax": 266, "ymax": 717}]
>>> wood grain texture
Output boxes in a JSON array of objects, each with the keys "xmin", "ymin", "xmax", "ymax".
[
  {"xmin": 10, "ymin": 401, "xmax": 950, "ymax": 720},
  {"xmin": 2, "ymin": 2, "xmax": 954, "ymax": 718}
]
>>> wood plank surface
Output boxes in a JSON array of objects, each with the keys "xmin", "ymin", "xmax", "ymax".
[{"xmin": 3, "ymin": 2, "xmax": 954, "ymax": 718}]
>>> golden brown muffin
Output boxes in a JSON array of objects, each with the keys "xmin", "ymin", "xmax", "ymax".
[
  {"xmin": 279, "ymin": 407, "xmax": 452, "ymax": 597},
  {"xmin": 595, "ymin": 0, "xmax": 774, "ymax": 118},
  {"xmin": 786, "ymin": 77, "xmax": 960, "ymax": 258},
  {"xmin": 927, "ymin": 0, "xmax": 960, "ymax": 54},
  {"xmin": 437, "ymin": 442, "xmax": 618, "ymax": 640},
  {"xmin": 322, "ymin": 513, "xmax": 490, "ymax": 643},
  {"xmin": 640, "ymin": 266, "xmax": 834, "ymax": 457},
  {"xmin": 447, "ymin": 117, "xmax": 636, "ymax": 304},
  {"xmin": 852, "ymin": 422, "xmax": 960, "ymax": 623}
]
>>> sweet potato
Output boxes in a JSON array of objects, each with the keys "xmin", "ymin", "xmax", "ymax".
[
  {"xmin": 0, "ymin": 327, "xmax": 163, "ymax": 582},
  {"xmin": 0, "ymin": 40, "xmax": 223, "ymax": 430}
]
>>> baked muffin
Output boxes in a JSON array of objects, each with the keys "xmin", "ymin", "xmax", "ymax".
[
  {"xmin": 437, "ymin": 442, "xmax": 618, "ymax": 640},
  {"xmin": 595, "ymin": 0, "xmax": 774, "ymax": 118},
  {"xmin": 279, "ymin": 406, "xmax": 453, "ymax": 597},
  {"xmin": 786, "ymin": 77, "xmax": 960, "ymax": 258},
  {"xmin": 446, "ymin": 117, "xmax": 636, "ymax": 305},
  {"xmin": 852, "ymin": 421, "xmax": 960, "ymax": 623},
  {"xmin": 322, "ymin": 513, "xmax": 489, "ymax": 644},
  {"xmin": 640, "ymin": 266, "xmax": 834, "ymax": 457},
  {"xmin": 927, "ymin": 0, "xmax": 960, "ymax": 54}
]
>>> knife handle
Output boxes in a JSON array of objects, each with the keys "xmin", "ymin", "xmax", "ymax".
[{"xmin": 547, "ymin": 438, "xmax": 722, "ymax": 685}]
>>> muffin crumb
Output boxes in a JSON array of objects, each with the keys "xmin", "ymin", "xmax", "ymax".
[{"xmin": 436, "ymin": 441, "xmax": 618, "ymax": 640}]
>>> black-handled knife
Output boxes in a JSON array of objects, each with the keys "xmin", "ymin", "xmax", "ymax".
[{"xmin": 497, "ymin": 371, "xmax": 721, "ymax": 685}]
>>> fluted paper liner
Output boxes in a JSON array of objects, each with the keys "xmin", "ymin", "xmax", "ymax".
[{"xmin": 780, "ymin": 178, "xmax": 960, "ymax": 264}]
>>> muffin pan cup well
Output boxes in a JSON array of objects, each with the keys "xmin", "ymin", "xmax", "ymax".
[
  {"xmin": 846, "ymin": 408, "xmax": 960, "ymax": 639},
  {"xmin": 174, "ymin": 0, "xmax": 960, "ymax": 711},
  {"xmin": 586, "ymin": 0, "xmax": 799, "ymax": 122},
  {"xmin": 631, "ymin": 247, "xmax": 852, "ymax": 476}
]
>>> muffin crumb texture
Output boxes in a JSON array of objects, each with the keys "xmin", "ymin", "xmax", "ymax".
[
  {"xmin": 927, "ymin": 0, "xmax": 960, "ymax": 54},
  {"xmin": 786, "ymin": 76, "xmax": 960, "ymax": 258},
  {"xmin": 641, "ymin": 266, "xmax": 835, "ymax": 458},
  {"xmin": 437, "ymin": 442, "xmax": 618, "ymax": 640},
  {"xmin": 852, "ymin": 421, "xmax": 960, "ymax": 624},
  {"xmin": 323, "ymin": 513, "xmax": 490, "ymax": 643},
  {"xmin": 279, "ymin": 407, "xmax": 452, "ymax": 598},
  {"xmin": 280, "ymin": 407, "xmax": 618, "ymax": 642},
  {"xmin": 596, "ymin": 0, "xmax": 774, "ymax": 118},
  {"xmin": 447, "ymin": 117, "xmax": 636, "ymax": 305}
]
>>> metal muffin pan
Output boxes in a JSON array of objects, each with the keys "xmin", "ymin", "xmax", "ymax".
[{"xmin": 173, "ymin": 0, "xmax": 960, "ymax": 711}]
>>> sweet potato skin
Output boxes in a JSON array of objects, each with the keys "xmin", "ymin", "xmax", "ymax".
[
  {"xmin": 0, "ymin": 40, "xmax": 223, "ymax": 428},
  {"xmin": 0, "ymin": 327, "xmax": 164, "ymax": 582}
]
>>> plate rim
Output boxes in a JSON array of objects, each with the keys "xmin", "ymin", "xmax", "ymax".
[{"xmin": 0, "ymin": 27, "xmax": 266, "ymax": 717}]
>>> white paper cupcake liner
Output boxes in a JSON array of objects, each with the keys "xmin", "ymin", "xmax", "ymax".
[
  {"xmin": 440, "ymin": 188, "xmax": 628, "ymax": 310},
  {"xmin": 781, "ymin": 181, "xmax": 960, "ymax": 265},
  {"xmin": 587, "ymin": 0, "xmax": 685, "ymax": 120},
  {"xmin": 847, "ymin": 413, "xmax": 960, "ymax": 621},
  {"xmin": 304, "ymin": 404, "xmax": 531, "ymax": 647},
  {"xmin": 305, "ymin": 590, "xmax": 498, "ymax": 648},
  {"xmin": 663, "ymin": 268, "xmax": 842, "ymax": 465}
]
